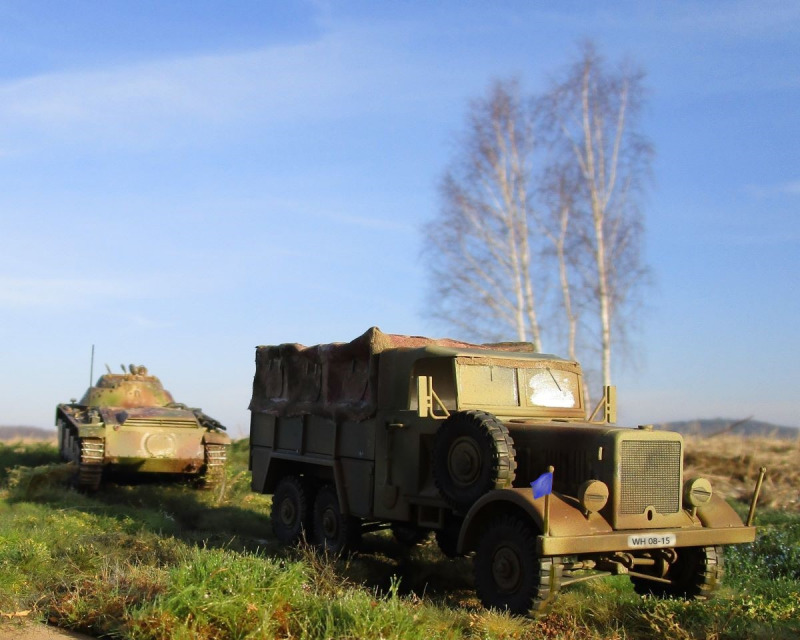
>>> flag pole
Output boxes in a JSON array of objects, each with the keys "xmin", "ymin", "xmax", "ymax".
[{"xmin": 543, "ymin": 465, "xmax": 554, "ymax": 537}]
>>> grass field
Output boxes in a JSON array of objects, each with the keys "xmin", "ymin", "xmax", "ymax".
[{"xmin": 0, "ymin": 436, "xmax": 798, "ymax": 639}]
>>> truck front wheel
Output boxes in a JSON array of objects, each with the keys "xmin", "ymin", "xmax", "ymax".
[
  {"xmin": 474, "ymin": 515, "xmax": 561, "ymax": 615},
  {"xmin": 271, "ymin": 475, "xmax": 313, "ymax": 545},
  {"xmin": 630, "ymin": 545, "xmax": 724, "ymax": 600},
  {"xmin": 313, "ymin": 485, "xmax": 361, "ymax": 554}
]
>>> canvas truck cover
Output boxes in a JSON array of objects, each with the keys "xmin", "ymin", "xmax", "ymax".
[{"xmin": 249, "ymin": 326, "xmax": 535, "ymax": 421}]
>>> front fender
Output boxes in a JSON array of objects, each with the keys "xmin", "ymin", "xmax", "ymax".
[
  {"xmin": 76, "ymin": 425, "xmax": 106, "ymax": 439},
  {"xmin": 696, "ymin": 493, "xmax": 747, "ymax": 528},
  {"xmin": 457, "ymin": 488, "xmax": 613, "ymax": 554}
]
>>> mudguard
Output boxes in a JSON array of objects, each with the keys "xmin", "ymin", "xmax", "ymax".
[
  {"xmin": 458, "ymin": 488, "xmax": 612, "ymax": 553},
  {"xmin": 696, "ymin": 493, "xmax": 748, "ymax": 529}
]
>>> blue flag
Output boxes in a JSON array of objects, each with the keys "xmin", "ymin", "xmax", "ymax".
[{"xmin": 530, "ymin": 471, "xmax": 553, "ymax": 500}]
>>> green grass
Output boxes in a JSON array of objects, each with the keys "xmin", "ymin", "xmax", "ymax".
[{"xmin": 0, "ymin": 439, "xmax": 798, "ymax": 639}]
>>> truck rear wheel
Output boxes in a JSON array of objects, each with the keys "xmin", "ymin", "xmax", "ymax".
[
  {"xmin": 271, "ymin": 476, "xmax": 313, "ymax": 545},
  {"xmin": 313, "ymin": 485, "xmax": 361, "ymax": 554},
  {"xmin": 630, "ymin": 545, "xmax": 724, "ymax": 600},
  {"xmin": 474, "ymin": 515, "xmax": 561, "ymax": 615},
  {"xmin": 433, "ymin": 410, "xmax": 516, "ymax": 511}
]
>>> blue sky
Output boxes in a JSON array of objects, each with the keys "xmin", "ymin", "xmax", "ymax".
[{"xmin": 1, "ymin": 1, "xmax": 797, "ymax": 436}]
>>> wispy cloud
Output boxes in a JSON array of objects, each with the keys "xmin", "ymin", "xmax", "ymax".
[
  {"xmin": 780, "ymin": 181, "xmax": 800, "ymax": 195},
  {"xmin": 0, "ymin": 276, "xmax": 128, "ymax": 308},
  {"xmin": 658, "ymin": 0, "xmax": 800, "ymax": 38},
  {"xmin": 744, "ymin": 180, "xmax": 800, "ymax": 198},
  {"xmin": 723, "ymin": 232, "xmax": 800, "ymax": 247},
  {"xmin": 244, "ymin": 194, "xmax": 417, "ymax": 233},
  {"xmin": 120, "ymin": 313, "xmax": 176, "ymax": 331},
  {"xmin": 309, "ymin": 209, "xmax": 415, "ymax": 233},
  {"xmin": 0, "ymin": 42, "xmax": 346, "ymax": 149},
  {"xmin": 0, "ymin": 23, "xmax": 427, "ymax": 154},
  {"xmin": 0, "ymin": 273, "xmax": 209, "ymax": 310}
]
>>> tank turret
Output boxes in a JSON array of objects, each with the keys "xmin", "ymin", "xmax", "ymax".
[{"xmin": 80, "ymin": 365, "xmax": 175, "ymax": 408}]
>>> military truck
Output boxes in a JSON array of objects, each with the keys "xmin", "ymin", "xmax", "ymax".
[
  {"xmin": 57, "ymin": 365, "xmax": 230, "ymax": 491},
  {"xmin": 249, "ymin": 328, "xmax": 761, "ymax": 614}
]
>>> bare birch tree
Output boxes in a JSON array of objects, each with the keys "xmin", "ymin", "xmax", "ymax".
[
  {"xmin": 426, "ymin": 79, "xmax": 543, "ymax": 347},
  {"xmin": 425, "ymin": 43, "xmax": 651, "ymax": 389},
  {"xmin": 539, "ymin": 42, "xmax": 652, "ymax": 386},
  {"xmin": 535, "ymin": 159, "xmax": 582, "ymax": 362}
]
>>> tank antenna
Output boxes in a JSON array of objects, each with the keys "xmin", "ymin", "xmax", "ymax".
[{"xmin": 89, "ymin": 344, "xmax": 95, "ymax": 387}]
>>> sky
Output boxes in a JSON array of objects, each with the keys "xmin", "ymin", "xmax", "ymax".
[{"xmin": 1, "ymin": 0, "xmax": 798, "ymax": 437}]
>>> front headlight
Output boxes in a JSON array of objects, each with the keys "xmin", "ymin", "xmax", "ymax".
[
  {"xmin": 578, "ymin": 479, "xmax": 609, "ymax": 515},
  {"xmin": 684, "ymin": 477, "xmax": 713, "ymax": 508}
]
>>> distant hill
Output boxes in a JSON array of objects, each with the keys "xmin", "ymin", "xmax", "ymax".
[
  {"xmin": 656, "ymin": 418, "xmax": 799, "ymax": 440},
  {"xmin": 0, "ymin": 426, "xmax": 56, "ymax": 442}
]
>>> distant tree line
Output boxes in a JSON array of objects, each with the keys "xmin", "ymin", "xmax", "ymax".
[{"xmin": 424, "ymin": 41, "xmax": 653, "ymax": 397}]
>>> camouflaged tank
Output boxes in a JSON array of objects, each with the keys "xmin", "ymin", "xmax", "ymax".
[{"xmin": 56, "ymin": 365, "xmax": 230, "ymax": 491}]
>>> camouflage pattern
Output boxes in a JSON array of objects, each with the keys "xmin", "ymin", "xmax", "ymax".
[{"xmin": 57, "ymin": 365, "xmax": 230, "ymax": 491}]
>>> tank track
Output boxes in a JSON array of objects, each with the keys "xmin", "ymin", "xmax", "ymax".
[
  {"xmin": 201, "ymin": 443, "xmax": 227, "ymax": 490},
  {"xmin": 78, "ymin": 439, "xmax": 105, "ymax": 492}
]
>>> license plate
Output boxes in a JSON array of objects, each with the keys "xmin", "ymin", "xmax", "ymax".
[{"xmin": 627, "ymin": 533, "xmax": 675, "ymax": 549}]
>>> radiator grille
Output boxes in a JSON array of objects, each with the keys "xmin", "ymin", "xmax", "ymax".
[
  {"xmin": 123, "ymin": 417, "xmax": 198, "ymax": 429},
  {"xmin": 620, "ymin": 440, "xmax": 681, "ymax": 514}
]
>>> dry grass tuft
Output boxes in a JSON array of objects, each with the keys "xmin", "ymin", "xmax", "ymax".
[{"xmin": 683, "ymin": 433, "xmax": 800, "ymax": 511}]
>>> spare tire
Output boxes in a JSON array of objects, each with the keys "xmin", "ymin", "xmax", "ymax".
[{"xmin": 433, "ymin": 410, "xmax": 517, "ymax": 511}]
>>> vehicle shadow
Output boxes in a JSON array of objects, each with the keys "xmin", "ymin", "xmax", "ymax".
[
  {"xmin": 352, "ymin": 532, "xmax": 477, "ymax": 607},
  {"xmin": 3, "ymin": 457, "xmax": 477, "ymax": 609}
]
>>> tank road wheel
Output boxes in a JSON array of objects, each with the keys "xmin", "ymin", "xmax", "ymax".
[
  {"xmin": 433, "ymin": 410, "xmax": 517, "ymax": 511},
  {"xmin": 271, "ymin": 476, "xmax": 314, "ymax": 545},
  {"xmin": 313, "ymin": 485, "xmax": 361, "ymax": 555},
  {"xmin": 631, "ymin": 545, "xmax": 724, "ymax": 600},
  {"xmin": 474, "ymin": 515, "xmax": 562, "ymax": 615},
  {"xmin": 76, "ymin": 438, "xmax": 105, "ymax": 492},
  {"xmin": 199, "ymin": 443, "xmax": 228, "ymax": 490}
]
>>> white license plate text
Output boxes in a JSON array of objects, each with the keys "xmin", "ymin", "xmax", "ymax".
[{"xmin": 627, "ymin": 533, "xmax": 675, "ymax": 549}]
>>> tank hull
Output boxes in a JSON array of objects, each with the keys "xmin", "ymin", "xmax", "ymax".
[{"xmin": 56, "ymin": 366, "xmax": 229, "ymax": 490}]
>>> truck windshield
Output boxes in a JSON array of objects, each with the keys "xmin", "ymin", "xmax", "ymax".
[{"xmin": 457, "ymin": 363, "xmax": 580, "ymax": 410}]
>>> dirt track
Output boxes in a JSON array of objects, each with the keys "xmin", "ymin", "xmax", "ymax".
[{"xmin": 0, "ymin": 621, "xmax": 94, "ymax": 640}]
